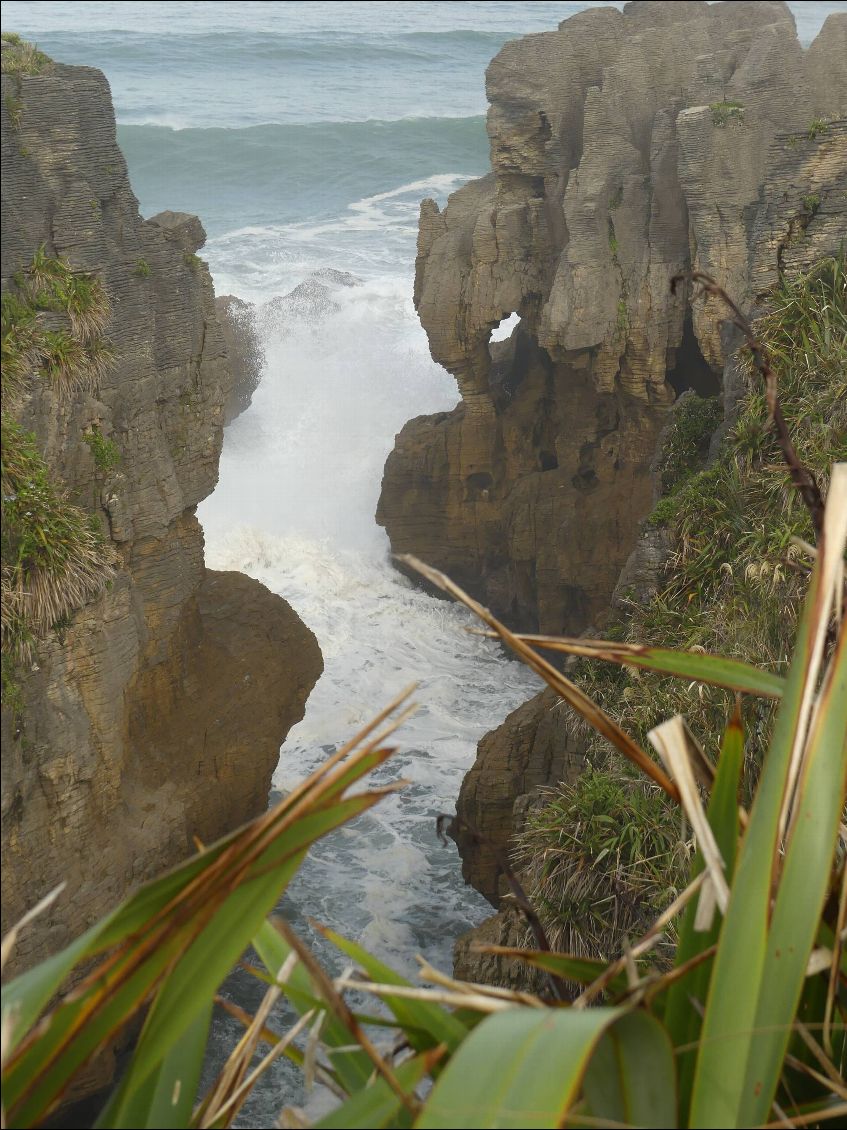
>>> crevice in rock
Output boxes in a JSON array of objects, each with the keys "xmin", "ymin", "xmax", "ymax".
[
  {"xmin": 466, "ymin": 471, "xmax": 493, "ymax": 500},
  {"xmin": 667, "ymin": 312, "xmax": 721, "ymax": 398}
]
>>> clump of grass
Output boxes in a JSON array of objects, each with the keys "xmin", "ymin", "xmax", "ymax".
[
  {"xmin": 615, "ymin": 297, "xmax": 628, "ymax": 336},
  {"xmin": 1, "ymin": 33, "xmax": 51, "ymax": 76},
  {"xmin": 83, "ymin": 426, "xmax": 121, "ymax": 473},
  {"xmin": 801, "ymin": 192, "xmax": 820, "ymax": 216},
  {"xmin": 1, "ymin": 650, "xmax": 26, "ymax": 726},
  {"xmin": 4, "ymin": 91, "xmax": 22, "ymax": 130},
  {"xmin": 1, "ymin": 250, "xmax": 118, "ymax": 664},
  {"xmin": 0, "ymin": 246, "xmax": 112, "ymax": 405},
  {"xmin": 183, "ymin": 252, "xmax": 202, "ymax": 272},
  {"xmin": 655, "ymin": 393, "xmax": 723, "ymax": 495},
  {"xmin": 607, "ymin": 218, "xmax": 619, "ymax": 256},
  {"xmin": 710, "ymin": 99, "xmax": 744, "ymax": 127},
  {"xmin": 656, "ymin": 256, "xmax": 845, "ymax": 612},
  {"xmin": 807, "ymin": 117, "xmax": 828, "ymax": 140},
  {"xmin": 515, "ymin": 253, "xmax": 846, "ymax": 963},
  {"xmin": 1, "ymin": 419, "xmax": 118, "ymax": 663},
  {"xmin": 134, "ymin": 258, "xmax": 151, "ymax": 279},
  {"xmin": 1, "ymin": 293, "xmax": 43, "ymax": 405},
  {"xmin": 27, "ymin": 245, "xmax": 110, "ymax": 343},
  {"xmin": 517, "ymin": 767, "xmax": 687, "ymax": 963}
]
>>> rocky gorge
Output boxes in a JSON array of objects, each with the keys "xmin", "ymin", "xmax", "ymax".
[
  {"xmin": 376, "ymin": 1, "xmax": 846, "ymax": 974},
  {"xmin": 0, "ymin": 44, "xmax": 322, "ymax": 991},
  {"xmin": 0, "ymin": 0, "xmax": 844, "ymax": 1072}
]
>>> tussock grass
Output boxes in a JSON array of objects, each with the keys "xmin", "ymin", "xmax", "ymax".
[
  {"xmin": 2, "ymin": 247, "xmax": 113, "ymax": 405},
  {"xmin": 1, "ymin": 33, "xmax": 51, "ymax": 76},
  {"xmin": 1, "ymin": 420, "xmax": 118, "ymax": 664},
  {"xmin": 4, "ymin": 91, "xmax": 23, "ymax": 129},
  {"xmin": 514, "ymin": 254, "xmax": 846, "ymax": 962},
  {"xmin": 83, "ymin": 426, "xmax": 121, "ymax": 473},
  {"xmin": 516, "ymin": 768, "xmax": 688, "ymax": 963},
  {"xmin": 1, "ymin": 249, "xmax": 117, "ymax": 669}
]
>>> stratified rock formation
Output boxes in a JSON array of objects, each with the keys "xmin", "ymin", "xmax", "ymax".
[
  {"xmin": 378, "ymin": 0, "xmax": 846, "ymax": 636},
  {"xmin": 451, "ymin": 688, "xmax": 585, "ymax": 905},
  {"xmin": 381, "ymin": 1, "xmax": 846, "ymax": 979},
  {"xmin": 0, "ymin": 54, "xmax": 322, "ymax": 974}
]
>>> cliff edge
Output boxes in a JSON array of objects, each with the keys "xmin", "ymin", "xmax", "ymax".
[{"xmin": 0, "ymin": 45, "xmax": 323, "ymax": 976}]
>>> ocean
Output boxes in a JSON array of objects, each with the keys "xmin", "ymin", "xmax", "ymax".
[{"xmin": 2, "ymin": 1, "xmax": 842, "ymax": 1124}]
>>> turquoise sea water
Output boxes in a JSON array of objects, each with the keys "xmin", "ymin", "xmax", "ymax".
[{"xmin": 3, "ymin": 2, "xmax": 843, "ymax": 1124}]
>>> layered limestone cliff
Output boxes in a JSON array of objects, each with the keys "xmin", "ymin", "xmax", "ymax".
[
  {"xmin": 376, "ymin": 2, "xmax": 847, "ymax": 977},
  {"xmin": 377, "ymin": 0, "xmax": 845, "ymax": 637},
  {"xmin": 0, "ymin": 53, "xmax": 322, "ymax": 974}
]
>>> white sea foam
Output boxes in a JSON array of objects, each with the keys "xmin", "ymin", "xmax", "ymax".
[
  {"xmin": 199, "ymin": 251, "xmax": 540, "ymax": 978},
  {"xmin": 204, "ymin": 173, "xmax": 472, "ymax": 299}
]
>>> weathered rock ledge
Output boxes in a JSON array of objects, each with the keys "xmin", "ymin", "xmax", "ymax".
[{"xmin": 0, "ymin": 56, "xmax": 322, "ymax": 977}]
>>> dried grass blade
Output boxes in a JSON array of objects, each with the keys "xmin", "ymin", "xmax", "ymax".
[
  {"xmin": 414, "ymin": 961, "xmax": 544, "ymax": 1008},
  {"xmin": 201, "ymin": 1009, "xmax": 316, "ymax": 1129},
  {"xmin": 398, "ymin": 555, "xmax": 680, "ymax": 803},
  {"xmin": 0, "ymin": 884, "xmax": 66, "ymax": 974},
  {"xmin": 471, "ymin": 630, "xmax": 785, "ymax": 698},
  {"xmin": 779, "ymin": 463, "xmax": 847, "ymax": 848},
  {"xmin": 199, "ymin": 950, "xmax": 299, "ymax": 1124},
  {"xmin": 649, "ymin": 715, "xmax": 730, "ymax": 913},
  {"xmin": 335, "ymin": 979, "xmax": 516, "ymax": 1015},
  {"xmin": 573, "ymin": 871, "xmax": 707, "ymax": 1009},
  {"xmin": 269, "ymin": 920, "xmax": 417, "ymax": 1115}
]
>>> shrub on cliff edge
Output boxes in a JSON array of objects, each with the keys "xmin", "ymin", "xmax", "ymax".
[
  {"xmin": 0, "ymin": 34, "xmax": 51, "ymax": 77},
  {"xmin": 1, "ymin": 420, "xmax": 118, "ymax": 663}
]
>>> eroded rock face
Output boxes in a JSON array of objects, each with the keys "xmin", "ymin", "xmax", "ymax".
[
  {"xmin": 377, "ymin": 1, "xmax": 846, "ymax": 635},
  {"xmin": 0, "ymin": 60, "xmax": 322, "ymax": 973},
  {"xmin": 450, "ymin": 688, "xmax": 586, "ymax": 905},
  {"xmin": 407, "ymin": 2, "xmax": 846, "ymax": 983}
]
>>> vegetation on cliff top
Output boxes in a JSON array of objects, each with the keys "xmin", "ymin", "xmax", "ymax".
[
  {"xmin": 1, "ymin": 248, "xmax": 117, "ymax": 669},
  {"xmin": 710, "ymin": 98, "xmax": 744, "ymax": 127},
  {"xmin": 1, "ymin": 33, "xmax": 52, "ymax": 77}
]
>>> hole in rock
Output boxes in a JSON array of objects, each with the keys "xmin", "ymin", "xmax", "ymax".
[
  {"xmin": 667, "ymin": 313, "xmax": 721, "ymax": 397},
  {"xmin": 539, "ymin": 450, "xmax": 559, "ymax": 472},
  {"xmin": 490, "ymin": 312, "xmax": 521, "ymax": 343},
  {"xmin": 466, "ymin": 471, "xmax": 493, "ymax": 500}
]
